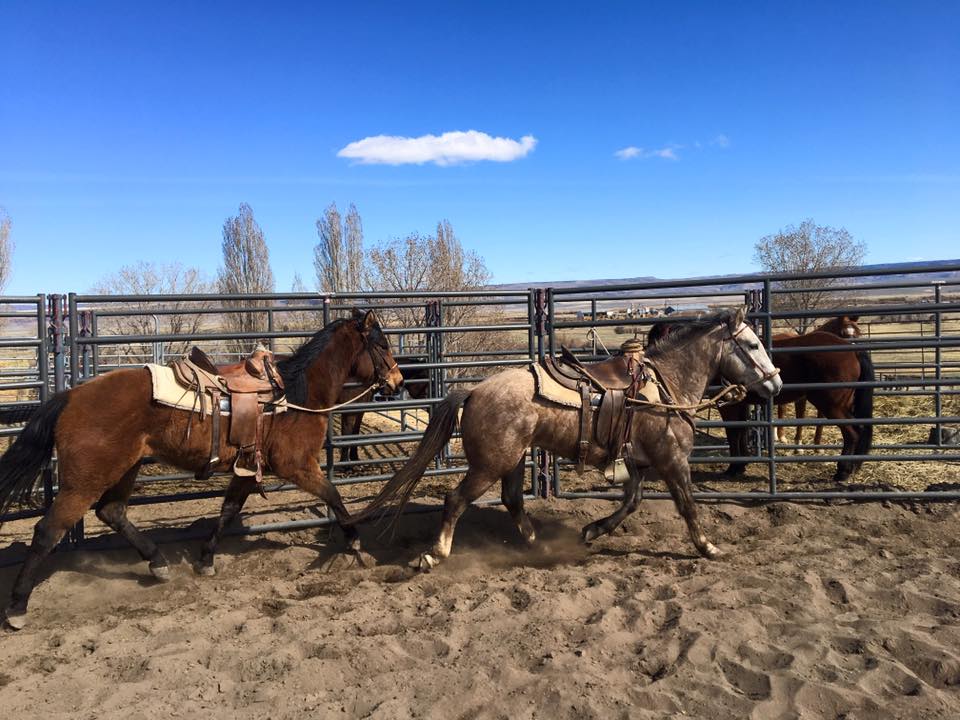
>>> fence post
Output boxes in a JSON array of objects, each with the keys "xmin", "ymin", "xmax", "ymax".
[
  {"xmin": 760, "ymin": 280, "xmax": 778, "ymax": 496},
  {"xmin": 36, "ymin": 294, "xmax": 54, "ymax": 508},
  {"xmin": 322, "ymin": 297, "xmax": 336, "ymax": 512},
  {"xmin": 933, "ymin": 281, "xmax": 943, "ymax": 447}
]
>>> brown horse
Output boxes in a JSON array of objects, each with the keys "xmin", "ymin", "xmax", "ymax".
[
  {"xmin": 349, "ymin": 308, "xmax": 781, "ymax": 570},
  {"xmin": 721, "ymin": 329, "xmax": 873, "ymax": 481},
  {"xmin": 338, "ymin": 356, "xmax": 432, "ymax": 463},
  {"xmin": 0, "ymin": 311, "xmax": 403, "ymax": 630},
  {"xmin": 775, "ymin": 316, "xmax": 861, "ymax": 446}
]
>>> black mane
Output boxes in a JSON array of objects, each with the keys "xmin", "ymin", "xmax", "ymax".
[
  {"xmin": 276, "ymin": 318, "xmax": 353, "ymax": 405},
  {"xmin": 646, "ymin": 309, "xmax": 736, "ymax": 357}
]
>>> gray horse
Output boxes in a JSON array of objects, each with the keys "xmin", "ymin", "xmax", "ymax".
[{"xmin": 350, "ymin": 307, "xmax": 781, "ymax": 569}]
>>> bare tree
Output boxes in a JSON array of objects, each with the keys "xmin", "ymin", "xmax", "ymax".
[
  {"xmin": 754, "ymin": 219, "xmax": 866, "ymax": 332},
  {"xmin": 276, "ymin": 273, "xmax": 323, "ymax": 346},
  {"xmin": 366, "ymin": 220, "xmax": 501, "ymax": 374},
  {"xmin": 92, "ymin": 262, "xmax": 213, "ymax": 362},
  {"xmin": 218, "ymin": 203, "xmax": 275, "ymax": 352},
  {"xmin": 314, "ymin": 202, "xmax": 364, "ymax": 295},
  {"xmin": 0, "ymin": 208, "xmax": 12, "ymax": 293}
]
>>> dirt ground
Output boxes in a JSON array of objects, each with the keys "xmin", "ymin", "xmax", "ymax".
[{"xmin": 3, "ymin": 493, "xmax": 960, "ymax": 719}]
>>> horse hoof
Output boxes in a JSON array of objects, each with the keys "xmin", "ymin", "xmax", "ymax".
[
  {"xmin": 703, "ymin": 542, "xmax": 722, "ymax": 560},
  {"xmin": 410, "ymin": 553, "xmax": 437, "ymax": 572},
  {"xmin": 582, "ymin": 525, "xmax": 602, "ymax": 543},
  {"xmin": 150, "ymin": 564, "xmax": 171, "ymax": 582},
  {"xmin": 4, "ymin": 609, "xmax": 26, "ymax": 631},
  {"xmin": 196, "ymin": 563, "xmax": 216, "ymax": 577}
]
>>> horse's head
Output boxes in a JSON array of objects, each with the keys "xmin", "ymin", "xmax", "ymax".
[
  {"xmin": 350, "ymin": 309, "xmax": 404, "ymax": 396},
  {"xmin": 838, "ymin": 315, "xmax": 861, "ymax": 339},
  {"xmin": 818, "ymin": 314, "xmax": 861, "ymax": 339},
  {"xmin": 717, "ymin": 307, "xmax": 782, "ymax": 399}
]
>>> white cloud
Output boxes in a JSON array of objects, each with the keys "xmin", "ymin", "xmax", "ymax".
[
  {"xmin": 337, "ymin": 130, "xmax": 537, "ymax": 166},
  {"xmin": 711, "ymin": 133, "xmax": 731, "ymax": 148},
  {"xmin": 614, "ymin": 145, "xmax": 680, "ymax": 161}
]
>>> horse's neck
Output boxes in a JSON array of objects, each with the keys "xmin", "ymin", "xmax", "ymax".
[
  {"xmin": 656, "ymin": 332, "xmax": 719, "ymax": 405},
  {"xmin": 306, "ymin": 331, "xmax": 362, "ymax": 407}
]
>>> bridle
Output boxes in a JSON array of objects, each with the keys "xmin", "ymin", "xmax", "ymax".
[
  {"xmin": 721, "ymin": 322, "xmax": 780, "ymax": 391},
  {"xmin": 361, "ymin": 324, "xmax": 399, "ymax": 391}
]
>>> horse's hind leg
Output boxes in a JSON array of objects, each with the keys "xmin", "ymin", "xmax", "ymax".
[
  {"xmin": 95, "ymin": 462, "xmax": 170, "ymax": 581},
  {"xmin": 4, "ymin": 487, "xmax": 100, "ymax": 630},
  {"xmin": 658, "ymin": 457, "xmax": 720, "ymax": 559},
  {"xmin": 418, "ymin": 465, "xmax": 501, "ymax": 570},
  {"xmin": 582, "ymin": 467, "xmax": 644, "ymax": 542},
  {"xmin": 197, "ymin": 474, "xmax": 258, "ymax": 576},
  {"xmin": 501, "ymin": 459, "xmax": 536, "ymax": 545}
]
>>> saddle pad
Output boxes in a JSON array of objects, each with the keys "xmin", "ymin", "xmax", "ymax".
[
  {"xmin": 146, "ymin": 364, "xmax": 288, "ymax": 417},
  {"xmin": 530, "ymin": 363, "xmax": 582, "ymax": 408},
  {"xmin": 529, "ymin": 363, "xmax": 662, "ymax": 410},
  {"xmin": 147, "ymin": 364, "xmax": 217, "ymax": 414}
]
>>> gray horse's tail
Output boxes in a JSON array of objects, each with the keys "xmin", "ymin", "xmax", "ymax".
[
  {"xmin": 347, "ymin": 389, "xmax": 471, "ymax": 527},
  {"xmin": 0, "ymin": 393, "xmax": 69, "ymax": 521}
]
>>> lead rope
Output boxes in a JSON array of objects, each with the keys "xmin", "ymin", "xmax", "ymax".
[
  {"xmin": 276, "ymin": 382, "xmax": 383, "ymax": 414},
  {"xmin": 625, "ymin": 382, "xmax": 747, "ymax": 412}
]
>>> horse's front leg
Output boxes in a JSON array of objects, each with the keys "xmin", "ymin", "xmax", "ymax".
[
  {"xmin": 289, "ymin": 463, "xmax": 373, "ymax": 566},
  {"xmin": 582, "ymin": 463, "xmax": 644, "ymax": 542},
  {"xmin": 656, "ymin": 455, "xmax": 721, "ymax": 559}
]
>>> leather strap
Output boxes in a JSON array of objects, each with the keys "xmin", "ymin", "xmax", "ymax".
[
  {"xmin": 577, "ymin": 382, "xmax": 591, "ymax": 473},
  {"xmin": 196, "ymin": 389, "xmax": 221, "ymax": 480}
]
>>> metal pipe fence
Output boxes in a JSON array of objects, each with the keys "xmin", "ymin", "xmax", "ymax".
[{"xmin": 2, "ymin": 261, "xmax": 960, "ymax": 547}]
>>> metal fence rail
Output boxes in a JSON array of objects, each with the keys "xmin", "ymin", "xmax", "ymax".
[{"xmin": 1, "ymin": 261, "xmax": 960, "ymax": 548}]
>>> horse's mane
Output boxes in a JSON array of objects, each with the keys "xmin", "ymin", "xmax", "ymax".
[
  {"xmin": 646, "ymin": 309, "xmax": 737, "ymax": 358},
  {"xmin": 277, "ymin": 318, "xmax": 353, "ymax": 405}
]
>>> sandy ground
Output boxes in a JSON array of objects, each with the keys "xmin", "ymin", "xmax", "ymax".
[{"xmin": 3, "ymin": 494, "xmax": 960, "ymax": 719}]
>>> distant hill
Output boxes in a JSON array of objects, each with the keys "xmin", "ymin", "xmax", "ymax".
[{"xmin": 490, "ymin": 259, "xmax": 960, "ymax": 298}]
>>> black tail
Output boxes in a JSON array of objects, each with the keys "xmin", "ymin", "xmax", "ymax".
[
  {"xmin": 853, "ymin": 351, "xmax": 874, "ymax": 463},
  {"xmin": 346, "ymin": 389, "xmax": 471, "ymax": 526},
  {"xmin": 0, "ymin": 393, "xmax": 69, "ymax": 520}
]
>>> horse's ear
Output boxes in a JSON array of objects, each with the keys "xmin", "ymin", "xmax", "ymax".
[
  {"xmin": 350, "ymin": 308, "xmax": 364, "ymax": 320},
  {"xmin": 848, "ymin": 315, "xmax": 860, "ymax": 322},
  {"xmin": 363, "ymin": 310, "xmax": 379, "ymax": 330},
  {"xmin": 732, "ymin": 306, "xmax": 746, "ymax": 328}
]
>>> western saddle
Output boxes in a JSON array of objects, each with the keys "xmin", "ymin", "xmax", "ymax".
[
  {"xmin": 539, "ymin": 338, "xmax": 655, "ymax": 473},
  {"xmin": 170, "ymin": 346, "xmax": 285, "ymax": 483}
]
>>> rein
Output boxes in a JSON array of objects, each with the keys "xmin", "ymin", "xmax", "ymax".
[{"xmin": 278, "ymin": 381, "xmax": 384, "ymax": 414}]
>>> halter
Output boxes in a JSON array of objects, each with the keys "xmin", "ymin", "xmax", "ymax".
[
  {"xmin": 722, "ymin": 322, "xmax": 780, "ymax": 391},
  {"xmin": 362, "ymin": 324, "xmax": 400, "ymax": 391}
]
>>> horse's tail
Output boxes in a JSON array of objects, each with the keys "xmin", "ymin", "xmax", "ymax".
[
  {"xmin": 0, "ymin": 393, "xmax": 69, "ymax": 520},
  {"xmin": 346, "ymin": 388, "xmax": 471, "ymax": 527},
  {"xmin": 853, "ymin": 351, "xmax": 875, "ymax": 461}
]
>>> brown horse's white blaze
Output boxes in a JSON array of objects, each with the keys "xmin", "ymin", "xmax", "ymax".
[
  {"xmin": 348, "ymin": 307, "xmax": 781, "ymax": 570},
  {"xmin": 0, "ymin": 310, "xmax": 402, "ymax": 630}
]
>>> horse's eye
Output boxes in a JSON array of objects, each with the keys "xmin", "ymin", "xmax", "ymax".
[{"xmin": 749, "ymin": 342, "xmax": 760, "ymax": 350}]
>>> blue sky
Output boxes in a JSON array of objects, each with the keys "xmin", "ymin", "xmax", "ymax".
[{"xmin": 1, "ymin": 1, "xmax": 958, "ymax": 295}]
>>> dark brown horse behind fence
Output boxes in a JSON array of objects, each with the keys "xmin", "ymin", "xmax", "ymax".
[
  {"xmin": 721, "ymin": 329, "xmax": 873, "ymax": 481},
  {"xmin": 338, "ymin": 356, "xmax": 432, "ymax": 463},
  {"xmin": 0, "ymin": 311, "xmax": 403, "ymax": 630},
  {"xmin": 647, "ymin": 314, "xmax": 873, "ymax": 481},
  {"xmin": 775, "ymin": 316, "xmax": 862, "ymax": 447}
]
